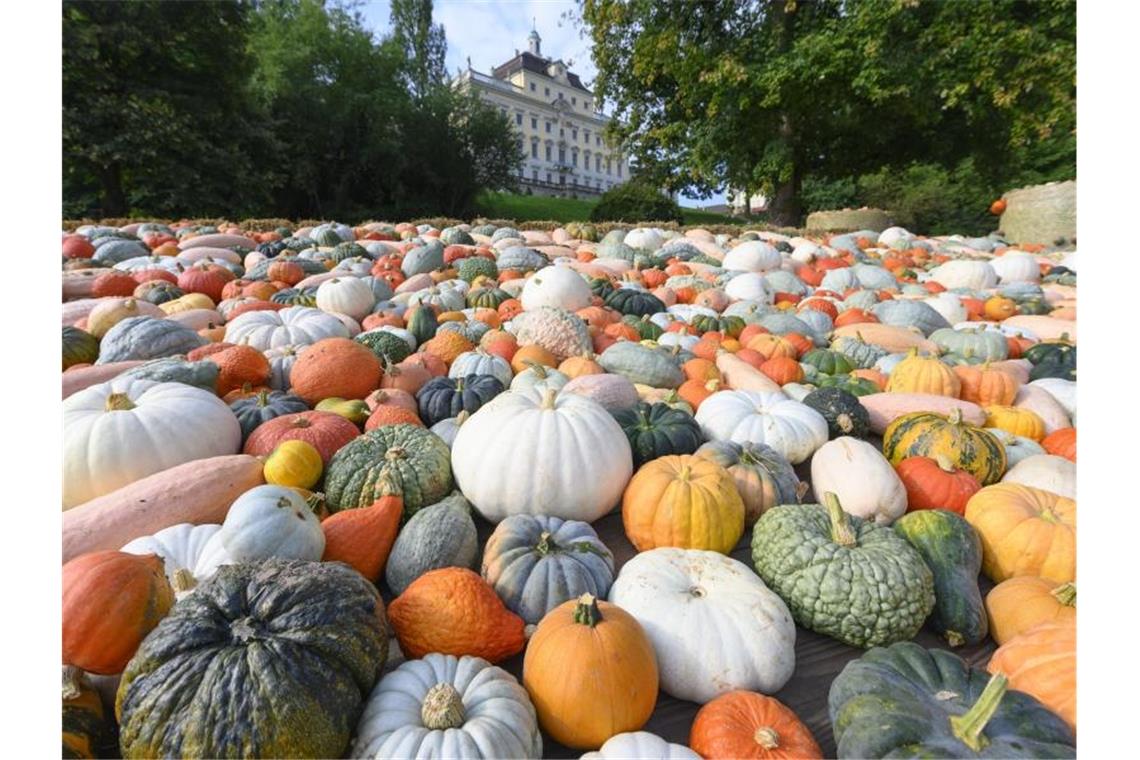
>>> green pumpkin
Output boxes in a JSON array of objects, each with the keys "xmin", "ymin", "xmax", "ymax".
[
  {"xmin": 466, "ymin": 286, "xmax": 512, "ymax": 309},
  {"xmin": 135, "ymin": 280, "xmax": 184, "ymax": 305},
  {"xmin": 270, "ymin": 286, "xmax": 318, "ymax": 306},
  {"xmin": 116, "ymin": 560, "xmax": 388, "ymax": 760},
  {"xmin": 63, "ymin": 666, "xmax": 115, "ymax": 759},
  {"xmin": 597, "ymin": 341, "xmax": 685, "ymax": 389},
  {"xmin": 829, "ymin": 642, "xmax": 1075, "ymax": 758},
  {"xmin": 355, "ymin": 330, "xmax": 412, "ymax": 364},
  {"xmin": 882, "ymin": 409, "xmax": 1006, "ymax": 485},
  {"xmin": 416, "ymin": 374, "xmax": 504, "ymax": 427},
  {"xmin": 800, "ymin": 348, "xmax": 854, "ymax": 376},
  {"xmin": 1025, "ymin": 337, "xmax": 1076, "ymax": 382},
  {"xmin": 814, "ymin": 373, "xmax": 881, "ymax": 397},
  {"xmin": 121, "ymin": 357, "xmax": 220, "ymax": 393},
  {"xmin": 802, "ymin": 387, "xmax": 871, "ymax": 439},
  {"xmin": 690, "ymin": 314, "xmax": 746, "ymax": 338},
  {"xmin": 565, "ymin": 221, "xmax": 598, "ymax": 242},
  {"xmin": 621, "ymin": 314, "xmax": 664, "ymax": 341},
  {"xmin": 457, "ymin": 256, "xmax": 498, "ymax": 284},
  {"xmin": 405, "ymin": 306, "xmax": 439, "ymax": 346},
  {"xmin": 1016, "ymin": 298, "xmax": 1054, "ymax": 315},
  {"xmin": 229, "ymin": 389, "xmax": 310, "ymax": 442},
  {"xmin": 96, "ymin": 316, "xmax": 206, "ymax": 364},
  {"xmin": 325, "ymin": 423, "xmax": 453, "ymax": 517},
  {"xmin": 604, "ymin": 288, "xmax": 665, "ymax": 317},
  {"xmin": 894, "ymin": 510, "xmax": 988, "ymax": 647},
  {"xmin": 830, "ymin": 334, "xmax": 889, "ymax": 369},
  {"xmin": 930, "ymin": 327, "xmax": 1008, "ymax": 362},
  {"xmin": 751, "ymin": 493, "xmax": 935, "ymax": 648},
  {"xmin": 63, "ymin": 326, "xmax": 100, "ymax": 370},
  {"xmin": 589, "ymin": 277, "xmax": 617, "ymax": 300},
  {"xmin": 613, "ymin": 401, "xmax": 705, "ymax": 468},
  {"xmin": 385, "ymin": 493, "xmax": 479, "ymax": 595}
]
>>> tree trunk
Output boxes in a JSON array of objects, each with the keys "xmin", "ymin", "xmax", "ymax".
[
  {"xmin": 767, "ymin": 165, "xmax": 802, "ymax": 228},
  {"xmin": 97, "ymin": 163, "xmax": 127, "ymax": 217}
]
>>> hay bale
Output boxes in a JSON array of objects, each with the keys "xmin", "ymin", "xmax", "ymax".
[
  {"xmin": 999, "ymin": 180, "xmax": 1076, "ymax": 246},
  {"xmin": 805, "ymin": 208, "xmax": 893, "ymax": 233}
]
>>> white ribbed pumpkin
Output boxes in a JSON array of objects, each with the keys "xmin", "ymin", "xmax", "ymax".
[
  {"xmin": 923, "ymin": 293, "xmax": 968, "ymax": 325},
  {"xmin": 316, "ymin": 277, "xmax": 375, "ymax": 321},
  {"xmin": 695, "ymin": 390, "xmax": 828, "ymax": 464},
  {"xmin": 810, "ymin": 437, "xmax": 907, "ymax": 524},
  {"xmin": 449, "ymin": 349, "xmax": 513, "ymax": 388},
  {"xmin": 990, "ymin": 252, "xmax": 1042, "ymax": 283},
  {"xmin": 723, "ymin": 241, "xmax": 781, "ymax": 272},
  {"xmin": 582, "ymin": 733, "xmax": 699, "ymax": 760},
  {"xmin": 724, "ymin": 272, "xmax": 774, "ymax": 303},
  {"xmin": 1001, "ymin": 454, "xmax": 1076, "ymax": 499},
  {"xmin": 520, "ymin": 265, "xmax": 592, "ymax": 312},
  {"xmin": 224, "ymin": 305, "xmax": 350, "ymax": 350},
  {"xmin": 929, "ymin": 260, "xmax": 998, "ymax": 290},
  {"xmin": 121, "ymin": 523, "xmax": 225, "ymax": 594}
]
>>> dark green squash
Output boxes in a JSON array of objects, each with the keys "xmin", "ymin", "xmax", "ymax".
[
  {"xmin": 800, "ymin": 348, "xmax": 854, "ymax": 376},
  {"xmin": 416, "ymin": 374, "xmax": 504, "ymax": 427},
  {"xmin": 466, "ymin": 285, "xmax": 512, "ymax": 309},
  {"xmin": 385, "ymin": 493, "xmax": 479, "ymax": 595},
  {"xmin": 270, "ymin": 286, "xmax": 318, "ymax": 307},
  {"xmin": 613, "ymin": 401, "xmax": 704, "ymax": 468},
  {"xmin": 63, "ymin": 326, "xmax": 100, "ymax": 370},
  {"xmin": 802, "ymin": 387, "xmax": 871, "ymax": 439},
  {"xmin": 589, "ymin": 276, "xmax": 616, "ymax": 300},
  {"xmin": 135, "ymin": 280, "xmax": 184, "ymax": 305},
  {"xmin": 63, "ymin": 666, "xmax": 115, "ymax": 759},
  {"xmin": 229, "ymin": 389, "xmax": 310, "ymax": 443},
  {"xmin": 325, "ymin": 423, "xmax": 453, "ymax": 517},
  {"xmin": 1025, "ymin": 337, "xmax": 1076, "ymax": 381},
  {"xmin": 689, "ymin": 314, "xmax": 746, "ymax": 338},
  {"xmin": 829, "ymin": 642, "xmax": 1075, "ymax": 758},
  {"xmin": 604, "ymin": 288, "xmax": 665, "ymax": 317},
  {"xmin": 893, "ymin": 509, "xmax": 988, "ymax": 647},
  {"xmin": 814, "ymin": 373, "xmax": 881, "ymax": 397},
  {"xmin": 622, "ymin": 313, "xmax": 664, "ymax": 341},
  {"xmin": 354, "ymin": 330, "xmax": 412, "ymax": 364},
  {"xmin": 750, "ymin": 493, "xmax": 935, "ymax": 648},
  {"xmin": 116, "ymin": 560, "xmax": 388, "ymax": 760},
  {"xmin": 120, "ymin": 357, "xmax": 220, "ymax": 392},
  {"xmin": 406, "ymin": 306, "xmax": 439, "ymax": 346}
]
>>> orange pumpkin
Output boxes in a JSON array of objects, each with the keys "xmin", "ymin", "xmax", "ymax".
[
  {"xmin": 559, "ymin": 353, "xmax": 605, "ymax": 378},
  {"xmin": 983, "ymin": 296, "xmax": 1018, "ymax": 321},
  {"xmin": 92, "ymin": 271, "xmax": 138, "ymax": 298},
  {"xmin": 604, "ymin": 322, "xmax": 641, "ymax": 342},
  {"xmin": 364, "ymin": 404, "xmax": 424, "ymax": 430},
  {"xmin": 683, "ymin": 357, "xmax": 721, "ymax": 383},
  {"xmin": 523, "ymin": 594, "xmax": 658, "ymax": 750},
  {"xmin": 964, "ymin": 483, "xmax": 1075, "ymax": 584},
  {"xmin": 388, "ymin": 567, "xmax": 526, "ymax": 663},
  {"xmin": 759, "ymin": 356, "xmax": 803, "ymax": 385},
  {"xmin": 320, "ymin": 495, "xmax": 403, "ymax": 582},
  {"xmin": 690, "ymin": 691, "xmax": 823, "ymax": 759},
  {"xmin": 679, "ymin": 378, "xmax": 720, "ymax": 410},
  {"xmin": 833, "ymin": 308, "xmax": 878, "ymax": 327},
  {"xmin": 401, "ymin": 351, "xmax": 449, "ymax": 378},
  {"xmin": 745, "ymin": 334, "xmax": 798, "ymax": 361},
  {"xmin": 511, "ymin": 344, "xmax": 558, "ymax": 374},
  {"xmin": 954, "ymin": 363, "xmax": 1020, "ymax": 406},
  {"xmin": 479, "ymin": 329, "xmax": 519, "ymax": 363},
  {"xmin": 1041, "ymin": 427, "xmax": 1076, "ymax": 462},
  {"xmin": 987, "ymin": 620, "xmax": 1076, "ymax": 733},
  {"xmin": 986, "ymin": 577, "xmax": 1076, "ymax": 646},
  {"xmin": 205, "ymin": 344, "xmax": 271, "ymax": 396},
  {"xmin": 62, "ymin": 551, "xmax": 175, "ymax": 675},
  {"xmin": 850, "ymin": 368, "xmax": 887, "ymax": 390},
  {"xmin": 289, "ymin": 337, "xmax": 382, "ymax": 404},
  {"xmin": 894, "ymin": 455, "xmax": 981, "ymax": 515}
]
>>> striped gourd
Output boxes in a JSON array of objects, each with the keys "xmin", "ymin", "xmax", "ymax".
[{"xmin": 882, "ymin": 409, "xmax": 1006, "ymax": 485}]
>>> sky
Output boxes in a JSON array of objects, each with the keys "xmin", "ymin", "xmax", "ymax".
[{"xmin": 358, "ymin": 0, "xmax": 726, "ymax": 208}]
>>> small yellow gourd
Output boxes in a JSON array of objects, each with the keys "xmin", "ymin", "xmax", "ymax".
[{"xmin": 264, "ymin": 440, "xmax": 324, "ymax": 490}]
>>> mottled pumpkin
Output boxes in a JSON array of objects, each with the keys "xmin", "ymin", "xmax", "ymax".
[
  {"xmin": 964, "ymin": 483, "xmax": 1075, "ymax": 584},
  {"xmin": 693, "ymin": 440, "xmax": 803, "ymax": 526},
  {"xmin": 63, "ymin": 666, "xmax": 116, "ymax": 759},
  {"xmin": 882, "ymin": 408, "xmax": 1007, "ymax": 485}
]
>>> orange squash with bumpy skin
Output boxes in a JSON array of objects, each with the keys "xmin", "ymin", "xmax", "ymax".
[
  {"xmin": 690, "ymin": 690, "xmax": 823, "ymax": 759},
  {"xmin": 964, "ymin": 483, "xmax": 1075, "ymax": 584},
  {"xmin": 321, "ymin": 495, "xmax": 403, "ymax": 581},
  {"xmin": 388, "ymin": 567, "xmax": 525, "ymax": 663},
  {"xmin": 289, "ymin": 337, "xmax": 382, "ymax": 404},
  {"xmin": 987, "ymin": 620, "xmax": 1076, "ymax": 733}
]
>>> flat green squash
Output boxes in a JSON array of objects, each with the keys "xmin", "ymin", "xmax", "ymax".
[
  {"xmin": 598, "ymin": 341, "xmax": 684, "ymax": 389},
  {"xmin": 613, "ymin": 401, "xmax": 704, "ymax": 468}
]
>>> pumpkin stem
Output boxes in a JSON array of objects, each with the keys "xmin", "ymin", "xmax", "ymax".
[
  {"xmin": 539, "ymin": 387, "xmax": 558, "ymax": 410},
  {"xmin": 535, "ymin": 531, "xmax": 557, "ymax": 556},
  {"xmin": 572, "ymin": 593, "xmax": 603, "ymax": 627},
  {"xmin": 1051, "ymin": 582, "xmax": 1076, "ymax": 607},
  {"xmin": 946, "ymin": 407, "xmax": 963, "ymax": 425},
  {"xmin": 292, "ymin": 417, "xmax": 312, "ymax": 429},
  {"xmin": 753, "ymin": 727, "xmax": 780, "ymax": 750},
  {"xmin": 824, "ymin": 492, "xmax": 857, "ymax": 547},
  {"xmin": 456, "ymin": 410, "xmax": 470, "ymax": 425},
  {"xmin": 678, "ymin": 464, "xmax": 692, "ymax": 481},
  {"xmin": 305, "ymin": 492, "xmax": 328, "ymax": 520},
  {"xmin": 172, "ymin": 568, "xmax": 198, "ymax": 593},
  {"xmin": 104, "ymin": 392, "xmax": 136, "ymax": 412},
  {"xmin": 945, "ymin": 630, "xmax": 966, "ymax": 647},
  {"xmin": 836, "ymin": 413, "xmax": 854, "ymax": 434},
  {"xmin": 934, "ymin": 454, "xmax": 957, "ymax": 473},
  {"xmin": 421, "ymin": 682, "xmax": 466, "ymax": 730},
  {"xmin": 949, "ymin": 672, "xmax": 1008, "ymax": 752},
  {"xmin": 62, "ymin": 665, "xmax": 84, "ymax": 701},
  {"xmin": 256, "ymin": 389, "xmax": 271, "ymax": 407}
]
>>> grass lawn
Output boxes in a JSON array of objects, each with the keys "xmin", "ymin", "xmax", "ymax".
[{"xmin": 473, "ymin": 191, "xmax": 746, "ymax": 227}]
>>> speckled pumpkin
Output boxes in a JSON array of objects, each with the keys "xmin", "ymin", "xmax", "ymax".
[
  {"xmin": 63, "ymin": 667, "xmax": 116, "ymax": 759},
  {"xmin": 882, "ymin": 408, "xmax": 1007, "ymax": 485}
]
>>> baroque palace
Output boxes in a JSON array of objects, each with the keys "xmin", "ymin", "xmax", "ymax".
[{"xmin": 455, "ymin": 28, "xmax": 631, "ymax": 198}]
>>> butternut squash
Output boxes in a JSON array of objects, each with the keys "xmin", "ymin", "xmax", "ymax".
[
  {"xmin": 832, "ymin": 323, "xmax": 939, "ymax": 354},
  {"xmin": 62, "ymin": 269, "xmax": 114, "ymax": 300},
  {"xmin": 62, "ymin": 454, "xmax": 265, "ymax": 563},
  {"xmin": 715, "ymin": 350, "xmax": 783, "ymax": 393},
  {"xmin": 62, "ymin": 361, "xmax": 146, "ymax": 399},
  {"xmin": 859, "ymin": 393, "xmax": 986, "ymax": 435},
  {"xmin": 1001, "ymin": 315, "xmax": 1076, "ymax": 342}
]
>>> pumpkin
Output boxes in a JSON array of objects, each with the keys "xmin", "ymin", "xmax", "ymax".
[
  {"xmin": 560, "ymin": 373, "xmax": 641, "ymax": 412},
  {"xmin": 984, "ymin": 404, "xmax": 1046, "ymax": 442},
  {"xmin": 116, "ymin": 560, "xmax": 388, "ymax": 759},
  {"xmin": 986, "ymin": 577, "xmax": 1076, "ymax": 645},
  {"xmin": 750, "ymin": 494, "xmax": 935, "ymax": 647},
  {"xmin": 452, "ymin": 388, "xmax": 633, "ymax": 524},
  {"xmin": 354, "ymin": 329, "xmax": 413, "ymax": 364},
  {"xmin": 689, "ymin": 691, "xmax": 822, "ymax": 759},
  {"xmin": 894, "ymin": 455, "xmax": 981, "ymax": 514},
  {"xmin": 610, "ymin": 548, "xmax": 795, "ymax": 703},
  {"xmin": 520, "ymin": 265, "xmax": 592, "ymax": 311},
  {"xmin": 523, "ymin": 594, "xmax": 658, "ymax": 750},
  {"xmin": 482, "ymin": 514, "xmax": 615, "ymax": 625},
  {"xmin": 882, "ymin": 408, "xmax": 1007, "ymax": 485},
  {"xmin": 810, "ymin": 437, "xmax": 907, "ymax": 524},
  {"xmin": 582, "ymin": 732, "xmax": 699, "ymax": 760},
  {"xmin": 325, "ymin": 423, "xmax": 453, "ymax": 517},
  {"xmin": 416, "ymin": 374, "xmax": 505, "ymax": 427},
  {"xmin": 388, "ymin": 567, "xmax": 526, "ymax": 663},
  {"xmin": 987, "ymin": 620, "xmax": 1076, "ymax": 733},
  {"xmin": 510, "ymin": 306, "xmax": 593, "ymax": 361},
  {"xmin": 315, "ymin": 276, "xmax": 375, "ymax": 321},
  {"xmin": 120, "ymin": 522, "xmax": 225, "ymax": 592},
  {"xmin": 1041, "ymin": 427, "xmax": 1076, "ymax": 461},
  {"xmin": 321, "ymin": 494, "xmax": 403, "ymax": 582},
  {"xmin": 693, "ymin": 440, "xmax": 802, "ymax": 526},
  {"xmin": 1001, "ymin": 453, "xmax": 1075, "ymax": 499},
  {"xmin": 62, "ymin": 666, "xmax": 116, "ymax": 759},
  {"xmin": 510, "ymin": 343, "xmax": 558, "ymax": 373},
  {"xmin": 931, "ymin": 326, "xmax": 1009, "ymax": 362},
  {"xmin": 829, "ymin": 642, "xmax": 1075, "ymax": 757},
  {"xmin": 63, "ymin": 551, "xmax": 175, "ymax": 674},
  {"xmin": 62, "ymin": 326, "xmax": 101, "ymax": 370},
  {"xmin": 289, "ymin": 337, "xmax": 382, "ymax": 404},
  {"xmin": 449, "ymin": 348, "xmax": 513, "ymax": 387},
  {"xmin": 801, "ymin": 387, "xmax": 871, "ymax": 439},
  {"xmin": 1025, "ymin": 337, "xmax": 1076, "ymax": 382},
  {"xmin": 964, "ymin": 483, "xmax": 1075, "ymax": 584},
  {"xmin": 95, "ymin": 315, "xmax": 207, "ymax": 364},
  {"xmin": 885, "ymin": 350, "xmax": 961, "ymax": 397},
  {"xmin": 695, "ymin": 390, "xmax": 828, "ymax": 465},
  {"xmin": 954, "ymin": 362, "xmax": 1021, "ymax": 406},
  {"xmin": 604, "ymin": 288, "xmax": 665, "ymax": 317},
  {"xmin": 263, "ymin": 439, "xmax": 324, "ymax": 489},
  {"xmin": 800, "ymin": 348, "xmax": 853, "ymax": 376},
  {"xmin": 598, "ymin": 340, "xmax": 686, "ymax": 388},
  {"xmin": 86, "ymin": 297, "xmax": 164, "ymax": 338},
  {"xmin": 379, "ymin": 355, "xmax": 433, "ymax": 395},
  {"xmin": 352, "ymin": 653, "xmax": 543, "ymax": 759},
  {"xmin": 613, "ymin": 401, "xmax": 704, "ymax": 468},
  {"xmin": 63, "ymin": 378, "xmax": 241, "ymax": 509},
  {"xmin": 622, "ymin": 454, "xmax": 745, "ymax": 554},
  {"xmin": 317, "ymin": 396, "xmax": 372, "ymax": 424},
  {"xmin": 223, "ymin": 305, "xmax": 350, "ymax": 350},
  {"xmin": 386, "ymin": 493, "xmax": 479, "ymax": 595}
]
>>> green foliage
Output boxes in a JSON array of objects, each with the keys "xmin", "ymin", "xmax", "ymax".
[
  {"xmin": 801, "ymin": 176, "xmax": 859, "ymax": 215},
  {"xmin": 391, "ymin": 0, "xmax": 448, "ymax": 100},
  {"xmin": 856, "ymin": 160, "xmax": 996, "ymax": 237},
  {"xmin": 589, "ymin": 181, "xmax": 684, "ymax": 224}
]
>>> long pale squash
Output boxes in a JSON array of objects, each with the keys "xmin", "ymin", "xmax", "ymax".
[
  {"xmin": 1014, "ymin": 385, "xmax": 1071, "ymax": 433},
  {"xmin": 62, "ymin": 361, "xmax": 146, "ymax": 399},
  {"xmin": 62, "ymin": 454, "xmax": 264, "ymax": 563},
  {"xmin": 295, "ymin": 272, "xmax": 341, "ymax": 290},
  {"xmin": 859, "ymin": 393, "xmax": 986, "ymax": 435},
  {"xmin": 1002, "ymin": 315, "xmax": 1076, "ymax": 342},
  {"xmin": 165, "ymin": 308, "xmax": 225, "ymax": 332},
  {"xmin": 62, "ymin": 269, "xmax": 114, "ymax": 301},
  {"xmin": 62, "ymin": 298, "xmax": 104, "ymax": 327},
  {"xmin": 715, "ymin": 350, "xmax": 784, "ymax": 393},
  {"xmin": 832, "ymin": 323, "xmax": 939, "ymax": 354}
]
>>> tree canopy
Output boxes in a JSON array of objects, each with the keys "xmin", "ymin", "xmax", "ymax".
[{"xmin": 580, "ymin": 0, "xmax": 1075, "ymax": 226}]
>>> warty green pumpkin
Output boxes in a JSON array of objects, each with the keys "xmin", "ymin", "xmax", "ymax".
[{"xmin": 802, "ymin": 387, "xmax": 871, "ymax": 439}]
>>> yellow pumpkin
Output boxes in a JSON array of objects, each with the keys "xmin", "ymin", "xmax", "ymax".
[
  {"xmin": 983, "ymin": 296, "xmax": 1018, "ymax": 321},
  {"xmin": 621, "ymin": 455, "xmax": 744, "ymax": 554},
  {"xmin": 985, "ymin": 577, "xmax": 1076, "ymax": 645},
  {"xmin": 984, "ymin": 405, "xmax": 1047, "ymax": 442},
  {"xmin": 158, "ymin": 292, "xmax": 215, "ymax": 314},
  {"xmin": 264, "ymin": 440, "xmax": 324, "ymax": 490},
  {"xmin": 987, "ymin": 620, "xmax": 1076, "ymax": 734},
  {"xmin": 885, "ymin": 350, "xmax": 961, "ymax": 397},
  {"xmin": 964, "ymin": 483, "xmax": 1075, "ymax": 584}
]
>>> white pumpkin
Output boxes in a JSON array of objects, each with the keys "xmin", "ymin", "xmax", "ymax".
[
  {"xmin": 923, "ymin": 293, "xmax": 968, "ymax": 325},
  {"xmin": 695, "ymin": 390, "xmax": 828, "ymax": 464},
  {"xmin": 316, "ymin": 277, "xmax": 375, "ymax": 321},
  {"xmin": 656, "ymin": 332, "xmax": 700, "ymax": 351},
  {"xmin": 608, "ymin": 548, "xmax": 796, "ymax": 703},
  {"xmin": 510, "ymin": 364, "xmax": 569, "ymax": 394},
  {"xmin": 330, "ymin": 311, "xmax": 362, "ymax": 337},
  {"xmin": 224, "ymin": 305, "xmax": 350, "ymax": 350},
  {"xmin": 63, "ymin": 379, "xmax": 241, "ymax": 509},
  {"xmin": 409, "ymin": 285, "xmax": 466, "ymax": 313},
  {"xmin": 878, "ymin": 226, "xmax": 914, "ymax": 249},
  {"xmin": 452, "ymin": 388, "xmax": 633, "ymax": 523},
  {"xmin": 581, "ymin": 732, "xmax": 699, "ymax": 760},
  {"xmin": 121, "ymin": 523, "xmax": 225, "ymax": 593},
  {"xmin": 723, "ymin": 241, "xmax": 781, "ymax": 272},
  {"xmin": 196, "ymin": 485, "xmax": 324, "ymax": 577},
  {"xmin": 790, "ymin": 242, "xmax": 824, "ymax": 264},
  {"xmin": 520, "ymin": 265, "xmax": 592, "ymax": 312},
  {"xmin": 352, "ymin": 653, "xmax": 542, "ymax": 759},
  {"xmin": 810, "ymin": 437, "xmax": 907, "ymax": 524},
  {"xmin": 449, "ymin": 349, "xmax": 513, "ymax": 388},
  {"xmin": 986, "ymin": 428, "xmax": 1046, "ymax": 471},
  {"xmin": 724, "ymin": 272, "xmax": 774, "ymax": 304},
  {"xmin": 625, "ymin": 227, "xmax": 665, "ymax": 251},
  {"xmin": 929, "ymin": 259, "xmax": 998, "ymax": 291},
  {"xmin": 429, "ymin": 412, "xmax": 469, "ymax": 449},
  {"xmin": 1028, "ymin": 378, "xmax": 1076, "ymax": 424},
  {"xmin": 263, "ymin": 343, "xmax": 308, "ymax": 391},
  {"xmin": 1001, "ymin": 454, "xmax": 1076, "ymax": 499},
  {"xmin": 990, "ymin": 252, "xmax": 1041, "ymax": 283},
  {"xmin": 112, "ymin": 255, "xmax": 186, "ymax": 274}
]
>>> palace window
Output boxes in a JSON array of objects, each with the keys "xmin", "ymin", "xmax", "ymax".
[
  {"xmin": 529, "ymin": 82, "xmax": 536, "ymax": 91},
  {"xmin": 545, "ymin": 121, "xmax": 551, "ymax": 133},
  {"xmin": 596, "ymin": 155, "xmax": 601, "ymax": 172},
  {"xmin": 532, "ymin": 169, "xmax": 538, "ymax": 180},
  {"xmin": 559, "ymin": 147, "xmax": 566, "ymax": 163},
  {"xmin": 516, "ymin": 113, "xmax": 522, "ymax": 125},
  {"xmin": 606, "ymin": 159, "xmax": 611, "ymax": 175},
  {"xmin": 617, "ymin": 162, "xmax": 622, "ymax": 178},
  {"xmin": 572, "ymin": 128, "xmax": 578, "ymax": 141},
  {"xmin": 584, "ymin": 130, "xmax": 590, "ymax": 143},
  {"xmin": 547, "ymin": 172, "xmax": 552, "ymax": 183},
  {"xmin": 572, "ymin": 149, "xmax": 578, "ymax": 167},
  {"xmin": 531, "ymin": 143, "xmax": 537, "ymax": 158},
  {"xmin": 572, "ymin": 97, "xmax": 577, "ymax": 106},
  {"xmin": 596, "ymin": 135, "xmax": 601, "ymax": 146},
  {"xmin": 545, "ymin": 87, "xmax": 550, "ymax": 96},
  {"xmin": 545, "ymin": 145, "xmax": 552, "ymax": 161},
  {"xmin": 560, "ymin": 175, "xmax": 566, "ymax": 186},
  {"xmin": 585, "ymin": 100, "xmax": 592, "ymax": 110},
  {"xmin": 531, "ymin": 117, "xmax": 537, "ymax": 129}
]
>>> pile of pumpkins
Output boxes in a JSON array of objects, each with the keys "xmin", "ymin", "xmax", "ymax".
[{"xmin": 61, "ymin": 219, "xmax": 1077, "ymax": 758}]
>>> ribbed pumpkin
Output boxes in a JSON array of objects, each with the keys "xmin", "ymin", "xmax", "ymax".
[
  {"xmin": 523, "ymin": 594, "xmax": 659, "ymax": 750},
  {"xmin": 984, "ymin": 405, "xmax": 1047, "ymax": 442},
  {"xmin": 986, "ymin": 577, "xmax": 1076, "ymax": 645},
  {"xmin": 62, "ymin": 666, "xmax": 116, "ymax": 760},
  {"xmin": 613, "ymin": 402, "xmax": 705, "ymax": 468},
  {"xmin": 243, "ymin": 410, "xmax": 359, "ymax": 464},
  {"xmin": 894, "ymin": 455, "xmax": 981, "ymax": 514},
  {"xmin": 1041, "ymin": 427, "xmax": 1076, "ymax": 461},
  {"xmin": 885, "ymin": 351, "xmax": 961, "ymax": 397},
  {"xmin": 321, "ymin": 495, "xmax": 403, "ymax": 582},
  {"xmin": 559, "ymin": 352, "xmax": 605, "ymax": 378},
  {"xmin": 882, "ymin": 409, "xmax": 1007, "ymax": 485},
  {"xmin": 954, "ymin": 363, "xmax": 1020, "ymax": 406},
  {"xmin": 987, "ymin": 620, "xmax": 1076, "ymax": 733},
  {"xmin": 759, "ymin": 356, "xmax": 804, "ymax": 385},
  {"xmin": 694, "ymin": 441, "xmax": 802, "ymax": 526},
  {"xmin": 289, "ymin": 337, "xmax": 382, "ymax": 404},
  {"xmin": 388, "ymin": 567, "xmax": 525, "ymax": 663},
  {"xmin": 621, "ymin": 454, "xmax": 745, "ymax": 554},
  {"xmin": 229, "ymin": 390, "xmax": 309, "ymax": 442},
  {"xmin": 63, "ymin": 551, "xmax": 175, "ymax": 675},
  {"xmin": 745, "ymin": 333, "xmax": 799, "ymax": 360},
  {"xmin": 964, "ymin": 483, "xmax": 1075, "ymax": 584},
  {"xmin": 511, "ymin": 343, "xmax": 558, "ymax": 373},
  {"xmin": 689, "ymin": 691, "xmax": 823, "ymax": 759}
]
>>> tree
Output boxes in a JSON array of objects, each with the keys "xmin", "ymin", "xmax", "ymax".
[
  {"xmin": 390, "ymin": 0, "xmax": 447, "ymax": 100},
  {"xmin": 580, "ymin": 0, "xmax": 1075, "ymax": 226}
]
